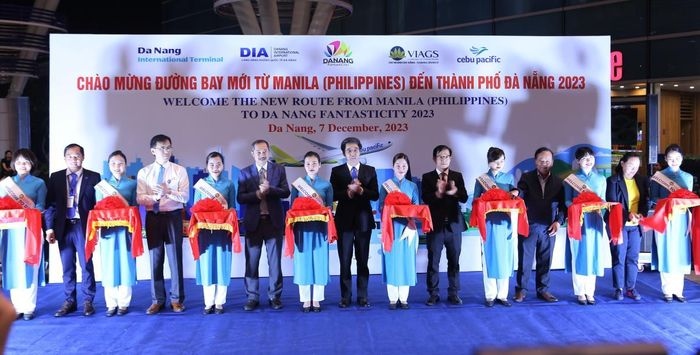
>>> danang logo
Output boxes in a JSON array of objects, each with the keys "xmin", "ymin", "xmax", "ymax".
[
  {"xmin": 457, "ymin": 46, "xmax": 501, "ymax": 64},
  {"xmin": 138, "ymin": 47, "xmax": 182, "ymax": 56},
  {"xmin": 388, "ymin": 46, "xmax": 439, "ymax": 64},
  {"xmin": 323, "ymin": 40, "xmax": 353, "ymax": 65}
]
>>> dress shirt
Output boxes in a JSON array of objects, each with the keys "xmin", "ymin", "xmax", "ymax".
[{"xmin": 136, "ymin": 161, "xmax": 189, "ymax": 212}]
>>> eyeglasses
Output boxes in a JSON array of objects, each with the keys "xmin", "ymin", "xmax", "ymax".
[{"xmin": 155, "ymin": 146, "xmax": 173, "ymax": 152}]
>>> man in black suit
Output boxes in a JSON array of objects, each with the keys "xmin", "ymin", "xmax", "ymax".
[
  {"xmin": 514, "ymin": 147, "xmax": 565, "ymax": 303},
  {"xmin": 330, "ymin": 137, "xmax": 379, "ymax": 308},
  {"xmin": 45, "ymin": 143, "xmax": 101, "ymax": 317},
  {"xmin": 237, "ymin": 139, "xmax": 290, "ymax": 311},
  {"xmin": 421, "ymin": 145, "xmax": 468, "ymax": 306}
]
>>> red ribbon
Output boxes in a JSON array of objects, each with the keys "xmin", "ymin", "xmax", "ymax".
[
  {"xmin": 380, "ymin": 203, "xmax": 433, "ymax": 252},
  {"xmin": 566, "ymin": 191, "xmax": 622, "ymax": 244},
  {"xmin": 187, "ymin": 198, "xmax": 241, "ymax": 260},
  {"xmin": 284, "ymin": 197, "xmax": 337, "ymax": 257},
  {"xmin": 85, "ymin": 206, "xmax": 144, "ymax": 261},
  {"xmin": 0, "ymin": 208, "xmax": 43, "ymax": 265},
  {"xmin": 470, "ymin": 193, "xmax": 529, "ymax": 242},
  {"xmin": 639, "ymin": 189, "xmax": 700, "ymax": 273}
]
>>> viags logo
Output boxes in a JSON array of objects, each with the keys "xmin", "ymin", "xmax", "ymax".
[{"xmin": 240, "ymin": 47, "xmax": 269, "ymax": 58}]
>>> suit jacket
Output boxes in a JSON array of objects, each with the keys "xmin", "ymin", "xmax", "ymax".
[
  {"xmin": 330, "ymin": 163, "xmax": 379, "ymax": 232},
  {"xmin": 236, "ymin": 162, "xmax": 290, "ymax": 232},
  {"xmin": 420, "ymin": 170, "xmax": 468, "ymax": 232},
  {"xmin": 45, "ymin": 168, "xmax": 101, "ymax": 240},
  {"xmin": 605, "ymin": 172, "xmax": 649, "ymax": 221},
  {"xmin": 517, "ymin": 170, "xmax": 566, "ymax": 226}
]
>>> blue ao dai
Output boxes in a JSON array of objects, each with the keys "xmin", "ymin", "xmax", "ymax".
[
  {"xmin": 649, "ymin": 167, "xmax": 694, "ymax": 274},
  {"xmin": 564, "ymin": 169, "xmax": 607, "ymax": 276},
  {"xmin": 290, "ymin": 176, "xmax": 333, "ymax": 285},
  {"xmin": 0, "ymin": 174, "xmax": 47, "ymax": 289},
  {"xmin": 193, "ymin": 175, "xmax": 237, "ymax": 286},
  {"xmin": 473, "ymin": 171, "xmax": 517, "ymax": 279},
  {"xmin": 95, "ymin": 175, "xmax": 138, "ymax": 288},
  {"xmin": 379, "ymin": 177, "xmax": 420, "ymax": 286}
]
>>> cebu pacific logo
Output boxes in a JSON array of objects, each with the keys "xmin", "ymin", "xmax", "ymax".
[
  {"xmin": 323, "ymin": 40, "xmax": 353, "ymax": 65},
  {"xmin": 457, "ymin": 46, "xmax": 501, "ymax": 64}
]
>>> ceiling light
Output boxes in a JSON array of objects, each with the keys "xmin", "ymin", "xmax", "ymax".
[
  {"xmin": 659, "ymin": 83, "xmax": 664, "ymax": 86},
  {"xmin": 634, "ymin": 86, "xmax": 640, "ymax": 89},
  {"xmin": 619, "ymin": 85, "xmax": 625, "ymax": 89},
  {"xmin": 673, "ymin": 84, "xmax": 679, "ymax": 87},
  {"xmin": 690, "ymin": 86, "xmax": 696, "ymax": 90}
]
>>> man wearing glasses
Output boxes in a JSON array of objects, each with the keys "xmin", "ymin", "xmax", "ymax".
[
  {"xmin": 421, "ymin": 145, "xmax": 468, "ymax": 306},
  {"xmin": 45, "ymin": 143, "xmax": 101, "ymax": 317},
  {"xmin": 136, "ymin": 134, "xmax": 190, "ymax": 315},
  {"xmin": 330, "ymin": 137, "xmax": 379, "ymax": 308}
]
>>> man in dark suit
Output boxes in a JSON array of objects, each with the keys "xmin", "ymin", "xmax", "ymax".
[
  {"xmin": 237, "ymin": 139, "xmax": 290, "ymax": 311},
  {"xmin": 421, "ymin": 144, "xmax": 468, "ymax": 306},
  {"xmin": 330, "ymin": 137, "xmax": 379, "ymax": 308},
  {"xmin": 514, "ymin": 147, "xmax": 566, "ymax": 303},
  {"xmin": 605, "ymin": 152, "xmax": 648, "ymax": 301},
  {"xmin": 45, "ymin": 143, "xmax": 101, "ymax": 317}
]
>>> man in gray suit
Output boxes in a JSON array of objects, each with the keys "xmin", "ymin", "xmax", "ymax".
[{"xmin": 237, "ymin": 139, "xmax": 290, "ymax": 311}]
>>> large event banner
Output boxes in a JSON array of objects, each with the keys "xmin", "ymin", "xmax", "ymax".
[
  {"xmin": 50, "ymin": 34, "xmax": 611, "ymax": 198},
  {"xmin": 49, "ymin": 34, "xmax": 610, "ymax": 280}
]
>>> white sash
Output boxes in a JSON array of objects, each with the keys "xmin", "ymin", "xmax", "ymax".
[
  {"xmin": 564, "ymin": 174, "xmax": 589, "ymax": 193},
  {"xmin": 95, "ymin": 180, "xmax": 129, "ymax": 206},
  {"xmin": 382, "ymin": 179, "xmax": 400, "ymax": 193},
  {"xmin": 651, "ymin": 171, "xmax": 682, "ymax": 193},
  {"xmin": 0, "ymin": 177, "xmax": 35, "ymax": 209},
  {"xmin": 193, "ymin": 179, "xmax": 228, "ymax": 209},
  {"xmin": 292, "ymin": 177, "xmax": 325, "ymax": 206},
  {"xmin": 476, "ymin": 173, "xmax": 498, "ymax": 191}
]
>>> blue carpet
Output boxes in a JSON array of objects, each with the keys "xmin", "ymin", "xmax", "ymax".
[{"xmin": 4, "ymin": 269, "xmax": 700, "ymax": 355}]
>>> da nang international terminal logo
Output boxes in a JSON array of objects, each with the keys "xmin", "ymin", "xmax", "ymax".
[
  {"xmin": 388, "ymin": 45, "xmax": 439, "ymax": 64},
  {"xmin": 323, "ymin": 40, "xmax": 353, "ymax": 66}
]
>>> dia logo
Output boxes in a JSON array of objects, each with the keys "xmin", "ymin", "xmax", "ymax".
[{"xmin": 240, "ymin": 48, "xmax": 269, "ymax": 58}]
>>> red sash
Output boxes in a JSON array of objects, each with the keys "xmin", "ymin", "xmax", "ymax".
[
  {"xmin": 284, "ymin": 197, "xmax": 337, "ymax": 257},
  {"xmin": 470, "ymin": 189, "xmax": 529, "ymax": 242},
  {"xmin": 380, "ymin": 191, "xmax": 433, "ymax": 252},
  {"xmin": 640, "ymin": 189, "xmax": 700, "ymax": 273},
  {"xmin": 566, "ymin": 191, "xmax": 623, "ymax": 244},
  {"xmin": 0, "ymin": 196, "xmax": 42, "ymax": 265},
  {"xmin": 85, "ymin": 196, "xmax": 144, "ymax": 261},
  {"xmin": 187, "ymin": 198, "xmax": 241, "ymax": 260}
]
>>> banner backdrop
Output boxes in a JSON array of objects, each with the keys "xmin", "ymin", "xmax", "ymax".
[{"xmin": 49, "ymin": 34, "xmax": 611, "ymax": 281}]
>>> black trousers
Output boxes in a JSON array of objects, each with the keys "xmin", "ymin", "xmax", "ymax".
[
  {"xmin": 337, "ymin": 229, "xmax": 371, "ymax": 301},
  {"xmin": 426, "ymin": 224, "xmax": 462, "ymax": 297},
  {"xmin": 516, "ymin": 223, "xmax": 555, "ymax": 294}
]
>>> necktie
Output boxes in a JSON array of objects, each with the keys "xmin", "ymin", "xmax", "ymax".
[
  {"xmin": 67, "ymin": 172, "xmax": 78, "ymax": 218},
  {"xmin": 259, "ymin": 168, "xmax": 268, "ymax": 215},
  {"xmin": 351, "ymin": 166, "xmax": 358, "ymax": 180},
  {"xmin": 154, "ymin": 164, "xmax": 165, "ymax": 213},
  {"xmin": 440, "ymin": 172, "xmax": 447, "ymax": 181}
]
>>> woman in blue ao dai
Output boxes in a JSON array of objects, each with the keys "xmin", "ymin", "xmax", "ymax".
[
  {"xmin": 378, "ymin": 153, "xmax": 420, "ymax": 309},
  {"xmin": 564, "ymin": 146, "xmax": 607, "ymax": 305},
  {"xmin": 472, "ymin": 147, "xmax": 519, "ymax": 307},
  {"xmin": 290, "ymin": 151, "xmax": 334, "ymax": 312},
  {"xmin": 194, "ymin": 152, "xmax": 236, "ymax": 314},
  {"xmin": 95, "ymin": 150, "xmax": 138, "ymax": 316},
  {"xmin": 649, "ymin": 144, "xmax": 694, "ymax": 303},
  {"xmin": 0, "ymin": 149, "xmax": 46, "ymax": 320}
]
